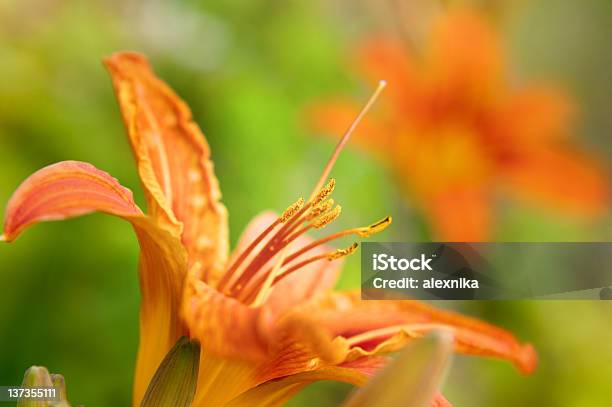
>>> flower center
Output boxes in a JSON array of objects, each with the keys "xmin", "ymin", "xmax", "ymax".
[
  {"xmin": 215, "ymin": 80, "xmax": 389, "ymax": 305},
  {"xmin": 216, "ymin": 179, "xmax": 391, "ymax": 305}
]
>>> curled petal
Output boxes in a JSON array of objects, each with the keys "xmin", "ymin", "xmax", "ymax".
[
  {"xmin": 105, "ymin": 52, "xmax": 228, "ymax": 282},
  {"xmin": 2, "ymin": 161, "xmax": 142, "ymax": 241},
  {"xmin": 1, "ymin": 161, "xmax": 189, "ymax": 405},
  {"xmin": 294, "ymin": 291, "xmax": 537, "ymax": 375}
]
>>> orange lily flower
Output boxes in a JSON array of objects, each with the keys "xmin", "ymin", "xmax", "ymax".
[
  {"xmin": 310, "ymin": 8, "xmax": 609, "ymax": 241},
  {"xmin": 1, "ymin": 52, "xmax": 536, "ymax": 406}
]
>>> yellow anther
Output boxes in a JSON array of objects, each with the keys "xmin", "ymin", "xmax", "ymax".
[
  {"xmin": 312, "ymin": 205, "xmax": 342, "ymax": 229},
  {"xmin": 327, "ymin": 242, "xmax": 359, "ymax": 260},
  {"xmin": 356, "ymin": 216, "xmax": 393, "ymax": 237},
  {"xmin": 312, "ymin": 178, "xmax": 336, "ymax": 206},
  {"xmin": 305, "ymin": 199, "xmax": 335, "ymax": 221},
  {"xmin": 280, "ymin": 197, "xmax": 305, "ymax": 222}
]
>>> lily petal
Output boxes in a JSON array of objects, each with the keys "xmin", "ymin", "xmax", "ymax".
[
  {"xmin": 497, "ymin": 86, "xmax": 575, "ymax": 144},
  {"xmin": 105, "ymin": 52, "xmax": 228, "ymax": 283},
  {"xmin": 183, "ymin": 277, "xmax": 268, "ymax": 361},
  {"xmin": 183, "ymin": 211, "xmax": 345, "ymax": 365},
  {"xmin": 228, "ymin": 353, "xmax": 449, "ymax": 407},
  {"xmin": 502, "ymin": 148, "xmax": 608, "ymax": 217},
  {"xmin": 292, "ymin": 291, "xmax": 537, "ymax": 375},
  {"xmin": 227, "ymin": 362, "xmax": 376, "ymax": 407},
  {"xmin": 2, "ymin": 161, "xmax": 142, "ymax": 241},
  {"xmin": 428, "ymin": 8, "xmax": 504, "ymax": 103},
  {"xmin": 358, "ymin": 39, "xmax": 418, "ymax": 110},
  {"xmin": 1, "ymin": 161, "xmax": 188, "ymax": 405},
  {"xmin": 424, "ymin": 185, "xmax": 491, "ymax": 241}
]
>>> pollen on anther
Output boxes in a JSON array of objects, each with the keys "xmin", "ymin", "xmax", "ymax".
[
  {"xmin": 327, "ymin": 242, "xmax": 359, "ymax": 260},
  {"xmin": 313, "ymin": 205, "xmax": 342, "ymax": 229},
  {"xmin": 305, "ymin": 199, "xmax": 334, "ymax": 221},
  {"xmin": 312, "ymin": 178, "xmax": 336, "ymax": 206},
  {"xmin": 280, "ymin": 197, "xmax": 305, "ymax": 222},
  {"xmin": 357, "ymin": 216, "xmax": 392, "ymax": 237}
]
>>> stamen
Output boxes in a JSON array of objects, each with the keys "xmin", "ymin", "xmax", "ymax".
[
  {"xmin": 305, "ymin": 199, "xmax": 334, "ymax": 221},
  {"xmin": 309, "ymin": 80, "xmax": 387, "ymax": 200},
  {"xmin": 312, "ymin": 205, "xmax": 342, "ymax": 229},
  {"xmin": 220, "ymin": 81, "xmax": 387, "ymax": 300},
  {"xmin": 272, "ymin": 242, "xmax": 359, "ymax": 285},
  {"xmin": 229, "ymin": 194, "xmax": 337, "ymax": 292},
  {"xmin": 356, "ymin": 216, "xmax": 393, "ymax": 237},
  {"xmin": 216, "ymin": 217, "xmax": 282, "ymax": 290},
  {"xmin": 280, "ymin": 197, "xmax": 305, "ymax": 223},
  {"xmin": 282, "ymin": 216, "xmax": 392, "ymax": 266},
  {"xmin": 225, "ymin": 212, "xmax": 310, "ymax": 295},
  {"xmin": 270, "ymin": 201, "xmax": 314, "ymax": 240},
  {"xmin": 241, "ymin": 246, "xmax": 289, "ymax": 306},
  {"xmin": 282, "ymin": 204, "xmax": 341, "ymax": 245},
  {"xmin": 326, "ymin": 242, "xmax": 359, "ymax": 259},
  {"xmin": 312, "ymin": 178, "xmax": 336, "ymax": 206},
  {"xmin": 274, "ymin": 198, "xmax": 335, "ymax": 244}
]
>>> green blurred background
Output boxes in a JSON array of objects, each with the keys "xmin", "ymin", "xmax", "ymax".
[{"xmin": 1, "ymin": 0, "xmax": 611, "ymax": 405}]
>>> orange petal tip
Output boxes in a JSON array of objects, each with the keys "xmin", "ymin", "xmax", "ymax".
[{"xmin": 517, "ymin": 343, "xmax": 538, "ymax": 375}]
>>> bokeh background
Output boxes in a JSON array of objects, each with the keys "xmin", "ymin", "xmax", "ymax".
[{"xmin": 1, "ymin": 0, "xmax": 611, "ymax": 405}]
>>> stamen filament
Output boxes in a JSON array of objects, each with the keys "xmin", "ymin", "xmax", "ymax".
[
  {"xmin": 219, "ymin": 81, "xmax": 387, "ymax": 301},
  {"xmin": 272, "ymin": 242, "xmax": 359, "ymax": 285},
  {"xmin": 282, "ymin": 204, "xmax": 341, "ymax": 244},
  {"xmin": 282, "ymin": 216, "xmax": 392, "ymax": 266},
  {"xmin": 217, "ymin": 218, "xmax": 281, "ymax": 290},
  {"xmin": 218, "ymin": 197, "xmax": 307, "ymax": 291},
  {"xmin": 309, "ymin": 80, "xmax": 387, "ymax": 200},
  {"xmin": 241, "ymin": 246, "xmax": 289, "ymax": 306},
  {"xmin": 226, "ymin": 181, "xmax": 337, "ymax": 295},
  {"xmin": 225, "ymin": 205, "xmax": 313, "ymax": 295},
  {"xmin": 282, "ymin": 223, "xmax": 314, "ymax": 246}
]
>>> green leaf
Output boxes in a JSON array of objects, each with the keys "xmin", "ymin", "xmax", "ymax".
[
  {"xmin": 343, "ymin": 331, "xmax": 453, "ymax": 407},
  {"xmin": 140, "ymin": 336, "xmax": 200, "ymax": 407}
]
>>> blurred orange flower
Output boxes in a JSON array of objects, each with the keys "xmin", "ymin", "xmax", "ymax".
[
  {"xmin": 310, "ymin": 8, "xmax": 609, "ymax": 241},
  {"xmin": 2, "ymin": 52, "xmax": 535, "ymax": 407}
]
